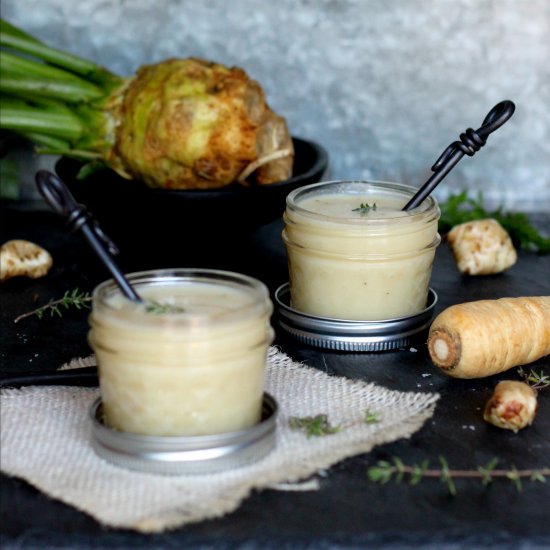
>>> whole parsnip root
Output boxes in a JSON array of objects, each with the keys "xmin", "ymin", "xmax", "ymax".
[
  {"xmin": 483, "ymin": 381, "xmax": 538, "ymax": 433},
  {"xmin": 427, "ymin": 297, "xmax": 550, "ymax": 378}
]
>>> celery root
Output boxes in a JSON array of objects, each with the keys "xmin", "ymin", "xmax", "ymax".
[
  {"xmin": 447, "ymin": 219, "xmax": 517, "ymax": 275},
  {"xmin": 427, "ymin": 297, "xmax": 550, "ymax": 378},
  {"xmin": 0, "ymin": 18, "xmax": 293, "ymax": 189}
]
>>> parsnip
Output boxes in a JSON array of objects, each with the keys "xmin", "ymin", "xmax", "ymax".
[
  {"xmin": 483, "ymin": 381, "xmax": 537, "ymax": 433},
  {"xmin": 427, "ymin": 297, "xmax": 550, "ymax": 378}
]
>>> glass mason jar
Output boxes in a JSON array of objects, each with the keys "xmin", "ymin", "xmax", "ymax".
[
  {"xmin": 88, "ymin": 269, "xmax": 274, "ymax": 437},
  {"xmin": 282, "ymin": 180, "xmax": 441, "ymax": 321}
]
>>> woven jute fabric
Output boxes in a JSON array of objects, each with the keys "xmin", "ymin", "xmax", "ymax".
[{"xmin": 0, "ymin": 348, "xmax": 439, "ymax": 533}]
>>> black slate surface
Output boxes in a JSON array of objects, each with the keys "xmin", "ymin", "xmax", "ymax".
[{"xmin": 1, "ymin": 203, "xmax": 549, "ymax": 549}]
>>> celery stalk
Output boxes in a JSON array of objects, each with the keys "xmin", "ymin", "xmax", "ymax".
[
  {"xmin": 0, "ymin": 75, "xmax": 104, "ymax": 103},
  {"xmin": 0, "ymin": 19, "xmax": 122, "ymax": 158},
  {"xmin": 0, "ymin": 19, "xmax": 121, "ymax": 88},
  {"xmin": 0, "ymin": 97, "xmax": 84, "ymax": 140},
  {"xmin": 20, "ymin": 132, "xmax": 70, "ymax": 150},
  {"xmin": 0, "ymin": 51, "xmax": 105, "ymax": 101}
]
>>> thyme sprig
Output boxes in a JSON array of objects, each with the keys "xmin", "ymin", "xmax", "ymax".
[
  {"xmin": 352, "ymin": 202, "xmax": 377, "ymax": 215},
  {"xmin": 289, "ymin": 414, "xmax": 341, "ymax": 437},
  {"xmin": 517, "ymin": 366, "xmax": 550, "ymax": 391},
  {"xmin": 14, "ymin": 289, "xmax": 92, "ymax": 323},
  {"xmin": 289, "ymin": 408, "xmax": 381, "ymax": 437},
  {"xmin": 364, "ymin": 409, "xmax": 381, "ymax": 424},
  {"xmin": 368, "ymin": 457, "xmax": 549, "ymax": 496},
  {"xmin": 145, "ymin": 301, "xmax": 186, "ymax": 315},
  {"xmin": 439, "ymin": 191, "xmax": 550, "ymax": 253},
  {"xmin": 13, "ymin": 289, "xmax": 189, "ymax": 323}
]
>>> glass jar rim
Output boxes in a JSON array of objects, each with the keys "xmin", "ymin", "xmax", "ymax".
[
  {"xmin": 92, "ymin": 268, "xmax": 272, "ymax": 326},
  {"xmin": 286, "ymin": 180, "xmax": 438, "ymax": 224}
]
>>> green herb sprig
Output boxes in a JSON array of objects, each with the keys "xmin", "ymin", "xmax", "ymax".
[
  {"xmin": 352, "ymin": 202, "xmax": 377, "ymax": 215},
  {"xmin": 14, "ymin": 288, "xmax": 92, "ymax": 323},
  {"xmin": 517, "ymin": 366, "xmax": 550, "ymax": 391},
  {"xmin": 145, "ymin": 301, "xmax": 186, "ymax": 315},
  {"xmin": 289, "ymin": 414, "xmax": 341, "ymax": 437},
  {"xmin": 368, "ymin": 457, "xmax": 549, "ymax": 496},
  {"xmin": 13, "ymin": 290, "xmax": 189, "ymax": 323},
  {"xmin": 439, "ymin": 191, "xmax": 550, "ymax": 253},
  {"xmin": 364, "ymin": 409, "xmax": 381, "ymax": 424},
  {"xmin": 289, "ymin": 408, "xmax": 381, "ymax": 438}
]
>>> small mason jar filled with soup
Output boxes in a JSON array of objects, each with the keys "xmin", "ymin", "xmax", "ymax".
[
  {"xmin": 282, "ymin": 180, "xmax": 441, "ymax": 321},
  {"xmin": 88, "ymin": 269, "xmax": 274, "ymax": 437}
]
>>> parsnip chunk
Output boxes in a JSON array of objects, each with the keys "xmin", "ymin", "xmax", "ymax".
[{"xmin": 483, "ymin": 381, "xmax": 537, "ymax": 433}]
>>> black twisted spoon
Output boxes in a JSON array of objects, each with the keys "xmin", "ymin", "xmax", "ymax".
[
  {"xmin": 35, "ymin": 170, "xmax": 142, "ymax": 302},
  {"xmin": 0, "ymin": 171, "xmax": 141, "ymax": 388},
  {"xmin": 403, "ymin": 100, "xmax": 515, "ymax": 211}
]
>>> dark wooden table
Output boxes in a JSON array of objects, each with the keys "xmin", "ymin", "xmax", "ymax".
[{"xmin": 1, "ymin": 203, "xmax": 549, "ymax": 549}]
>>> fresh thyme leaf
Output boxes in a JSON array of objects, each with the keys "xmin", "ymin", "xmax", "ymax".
[
  {"xmin": 528, "ymin": 370, "xmax": 550, "ymax": 388},
  {"xmin": 506, "ymin": 466, "xmax": 522, "ymax": 492},
  {"xmin": 439, "ymin": 191, "xmax": 550, "ymax": 253},
  {"xmin": 530, "ymin": 472, "xmax": 546, "ymax": 483},
  {"xmin": 393, "ymin": 457, "xmax": 406, "ymax": 483},
  {"xmin": 409, "ymin": 460, "xmax": 430, "ymax": 485},
  {"xmin": 364, "ymin": 409, "xmax": 381, "ymax": 424},
  {"xmin": 517, "ymin": 366, "xmax": 550, "ymax": 391},
  {"xmin": 439, "ymin": 456, "xmax": 457, "ymax": 496},
  {"xmin": 145, "ymin": 301, "xmax": 186, "ymax": 315},
  {"xmin": 352, "ymin": 202, "xmax": 377, "ymax": 215},
  {"xmin": 289, "ymin": 414, "xmax": 341, "ymax": 437},
  {"xmin": 477, "ymin": 458, "xmax": 499, "ymax": 486},
  {"xmin": 51, "ymin": 305, "xmax": 62, "ymax": 318},
  {"xmin": 367, "ymin": 461, "xmax": 393, "ymax": 484}
]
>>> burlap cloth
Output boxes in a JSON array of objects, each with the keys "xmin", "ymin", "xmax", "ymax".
[{"xmin": 0, "ymin": 347, "xmax": 439, "ymax": 533}]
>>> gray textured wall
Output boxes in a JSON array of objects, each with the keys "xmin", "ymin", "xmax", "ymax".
[{"xmin": 3, "ymin": 0, "xmax": 550, "ymax": 210}]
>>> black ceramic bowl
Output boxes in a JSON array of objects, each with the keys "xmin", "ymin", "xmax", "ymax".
[{"xmin": 55, "ymin": 138, "xmax": 328, "ymax": 249}]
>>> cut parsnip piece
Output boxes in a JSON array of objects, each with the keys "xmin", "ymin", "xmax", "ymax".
[
  {"xmin": 447, "ymin": 219, "xmax": 517, "ymax": 275},
  {"xmin": 427, "ymin": 297, "xmax": 550, "ymax": 378},
  {"xmin": 0, "ymin": 240, "xmax": 53, "ymax": 281},
  {"xmin": 484, "ymin": 381, "xmax": 537, "ymax": 433}
]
